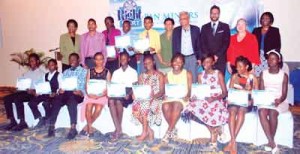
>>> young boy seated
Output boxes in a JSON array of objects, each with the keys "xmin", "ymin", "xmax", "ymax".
[
  {"xmin": 3, "ymin": 53, "xmax": 45, "ymax": 131},
  {"xmin": 28, "ymin": 59, "xmax": 62, "ymax": 128}
]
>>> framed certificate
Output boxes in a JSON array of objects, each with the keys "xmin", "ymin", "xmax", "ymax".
[
  {"xmin": 87, "ymin": 79, "xmax": 107, "ymax": 96},
  {"xmin": 132, "ymin": 85, "xmax": 151, "ymax": 100},
  {"xmin": 133, "ymin": 39, "xmax": 150, "ymax": 53},
  {"xmin": 61, "ymin": 77, "xmax": 78, "ymax": 91},
  {"xmin": 191, "ymin": 84, "xmax": 211, "ymax": 99},
  {"xmin": 252, "ymin": 90, "xmax": 275, "ymax": 107},
  {"xmin": 165, "ymin": 84, "xmax": 187, "ymax": 99},
  {"xmin": 228, "ymin": 89, "xmax": 249, "ymax": 107},
  {"xmin": 107, "ymin": 83, "xmax": 126, "ymax": 98},
  {"xmin": 115, "ymin": 35, "xmax": 131, "ymax": 48},
  {"xmin": 106, "ymin": 46, "xmax": 116, "ymax": 58},
  {"xmin": 16, "ymin": 78, "xmax": 32, "ymax": 91},
  {"xmin": 35, "ymin": 82, "xmax": 52, "ymax": 95}
]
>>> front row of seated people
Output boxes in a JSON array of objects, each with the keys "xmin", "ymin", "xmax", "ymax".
[{"xmin": 3, "ymin": 50, "xmax": 288, "ymax": 153}]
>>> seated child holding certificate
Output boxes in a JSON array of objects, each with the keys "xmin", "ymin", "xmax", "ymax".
[
  {"xmin": 47, "ymin": 53, "xmax": 87, "ymax": 139},
  {"xmin": 258, "ymin": 50, "xmax": 288, "ymax": 153},
  {"xmin": 132, "ymin": 55, "xmax": 165, "ymax": 142},
  {"xmin": 224, "ymin": 56, "xmax": 259, "ymax": 153},
  {"xmin": 162, "ymin": 53, "xmax": 192, "ymax": 143},
  {"xmin": 3, "ymin": 53, "xmax": 45, "ymax": 131},
  {"xmin": 28, "ymin": 59, "xmax": 62, "ymax": 129},
  {"xmin": 109, "ymin": 52, "xmax": 138, "ymax": 139},
  {"xmin": 80, "ymin": 52, "xmax": 111, "ymax": 137},
  {"xmin": 182, "ymin": 54, "xmax": 228, "ymax": 148}
]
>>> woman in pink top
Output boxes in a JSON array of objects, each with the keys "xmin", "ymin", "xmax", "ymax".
[
  {"xmin": 258, "ymin": 50, "xmax": 288, "ymax": 153},
  {"xmin": 102, "ymin": 16, "xmax": 121, "ymax": 74}
]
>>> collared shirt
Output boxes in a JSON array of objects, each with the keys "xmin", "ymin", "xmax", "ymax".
[
  {"xmin": 80, "ymin": 31, "xmax": 107, "ymax": 65},
  {"xmin": 102, "ymin": 28, "xmax": 122, "ymax": 46},
  {"xmin": 23, "ymin": 67, "xmax": 46, "ymax": 89},
  {"xmin": 45, "ymin": 70, "xmax": 63, "ymax": 86},
  {"xmin": 139, "ymin": 29, "xmax": 161, "ymax": 53},
  {"xmin": 211, "ymin": 21, "xmax": 219, "ymax": 35},
  {"xmin": 181, "ymin": 26, "xmax": 194, "ymax": 55},
  {"xmin": 62, "ymin": 66, "xmax": 87, "ymax": 94},
  {"xmin": 111, "ymin": 66, "xmax": 138, "ymax": 87},
  {"xmin": 59, "ymin": 33, "xmax": 80, "ymax": 64}
]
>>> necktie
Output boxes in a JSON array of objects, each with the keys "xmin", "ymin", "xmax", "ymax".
[
  {"xmin": 146, "ymin": 30, "xmax": 149, "ymax": 39},
  {"xmin": 212, "ymin": 23, "xmax": 216, "ymax": 36}
]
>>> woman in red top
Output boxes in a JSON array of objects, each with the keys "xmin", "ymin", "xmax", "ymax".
[{"xmin": 227, "ymin": 18, "xmax": 260, "ymax": 74}]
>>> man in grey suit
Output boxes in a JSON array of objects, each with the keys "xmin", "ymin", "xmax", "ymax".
[
  {"xmin": 200, "ymin": 5, "xmax": 230, "ymax": 75},
  {"xmin": 172, "ymin": 11, "xmax": 202, "ymax": 82}
]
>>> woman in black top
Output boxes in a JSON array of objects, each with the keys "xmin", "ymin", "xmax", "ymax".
[{"xmin": 252, "ymin": 12, "xmax": 281, "ymax": 77}]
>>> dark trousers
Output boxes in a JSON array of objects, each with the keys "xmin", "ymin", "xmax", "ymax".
[
  {"xmin": 49, "ymin": 91, "xmax": 83, "ymax": 125},
  {"xmin": 28, "ymin": 94, "xmax": 53, "ymax": 120},
  {"xmin": 106, "ymin": 59, "xmax": 119, "ymax": 74},
  {"xmin": 3, "ymin": 91, "xmax": 34, "ymax": 121},
  {"xmin": 62, "ymin": 63, "xmax": 71, "ymax": 72},
  {"xmin": 129, "ymin": 55, "xmax": 137, "ymax": 71},
  {"xmin": 214, "ymin": 58, "xmax": 226, "ymax": 75}
]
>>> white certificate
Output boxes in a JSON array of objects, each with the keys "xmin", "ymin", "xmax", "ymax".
[
  {"xmin": 61, "ymin": 77, "xmax": 78, "ymax": 91},
  {"xmin": 191, "ymin": 84, "xmax": 211, "ymax": 99},
  {"xmin": 165, "ymin": 84, "xmax": 187, "ymax": 99},
  {"xmin": 228, "ymin": 89, "xmax": 249, "ymax": 107},
  {"xmin": 16, "ymin": 78, "xmax": 32, "ymax": 91},
  {"xmin": 133, "ymin": 39, "xmax": 150, "ymax": 53},
  {"xmin": 252, "ymin": 90, "xmax": 275, "ymax": 107},
  {"xmin": 106, "ymin": 46, "xmax": 116, "ymax": 58},
  {"xmin": 132, "ymin": 85, "xmax": 151, "ymax": 100},
  {"xmin": 35, "ymin": 82, "xmax": 52, "ymax": 95},
  {"xmin": 87, "ymin": 79, "xmax": 107, "ymax": 96},
  {"xmin": 115, "ymin": 35, "xmax": 131, "ymax": 48},
  {"xmin": 107, "ymin": 83, "xmax": 126, "ymax": 98}
]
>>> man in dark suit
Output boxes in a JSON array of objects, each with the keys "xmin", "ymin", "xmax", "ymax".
[
  {"xmin": 172, "ymin": 11, "xmax": 201, "ymax": 82},
  {"xmin": 200, "ymin": 5, "xmax": 230, "ymax": 74}
]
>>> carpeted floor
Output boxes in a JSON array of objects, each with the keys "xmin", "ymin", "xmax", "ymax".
[{"xmin": 0, "ymin": 101, "xmax": 300, "ymax": 153}]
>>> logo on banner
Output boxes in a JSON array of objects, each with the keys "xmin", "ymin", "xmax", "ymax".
[{"xmin": 117, "ymin": 0, "xmax": 142, "ymax": 27}]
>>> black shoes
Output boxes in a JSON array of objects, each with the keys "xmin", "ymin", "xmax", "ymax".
[
  {"xmin": 3, "ymin": 122, "xmax": 17, "ymax": 130},
  {"xmin": 11, "ymin": 122, "xmax": 28, "ymax": 131},
  {"xmin": 66, "ymin": 128, "xmax": 78, "ymax": 140},
  {"xmin": 47, "ymin": 126, "xmax": 55, "ymax": 137}
]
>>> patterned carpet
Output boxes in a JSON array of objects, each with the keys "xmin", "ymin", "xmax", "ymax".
[{"xmin": 0, "ymin": 101, "xmax": 300, "ymax": 153}]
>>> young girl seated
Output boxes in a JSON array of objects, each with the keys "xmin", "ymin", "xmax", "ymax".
[
  {"xmin": 132, "ymin": 55, "xmax": 164, "ymax": 142},
  {"xmin": 224, "ymin": 56, "xmax": 259, "ymax": 154},
  {"xmin": 28, "ymin": 59, "xmax": 62, "ymax": 129},
  {"xmin": 162, "ymin": 53, "xmax": 192, "ymax": 143},
  {"xmin": 109, "ymin": 52, "xmax": 138, "ymax": 139},
  {"xmin": 258, "ymin": 50, "xmax": 288, "ymax": 153},
  {"xmin": 80, "ymin": 52, "xmax": 111, "ymax": 137},
  {"xmin": 182, "ymin": 53, "xmax": 228, "ymax": 149}
]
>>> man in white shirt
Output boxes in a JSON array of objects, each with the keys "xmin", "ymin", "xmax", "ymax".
[{"xmin": 109, "ymin": 51, "xmax": 138, "ymax": 139}]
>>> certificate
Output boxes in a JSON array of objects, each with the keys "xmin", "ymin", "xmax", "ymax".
[
  {"xmin": 165, "ymin": 84, "xmax": 187, "ymax": 99},
  {"xmin": 252, "ymin": 90, "xmax": 275, "ymax": 107},
  {"xmin": 115, "ymin": 35, "xmax": 131, "ymax": 48},
  {"xmin": 106, "ymin": 46, "xmax": 116, "ymax": 58},
  {"xmin": 133, "ymin": 39, "xmax": 149, "ymax": 53},
  {"xmin": 191, "ymin": 84, "xmax": 211, "ymax": 99},
  {"xmin": 87, "ymin": 79, "xmax": 107, "ymax": 96},
  {"xmin": 35, "ymin": 82, "xmax": 52, "ymax": 95},
  {"xmin": 61, "ymin": 77, "xmax": 78, "ymax": 91},
  {"xmin": 16, "ymin": 78, "xmax": 32, "ymax": 91},
  {"xmin": 228, "ymin": 89, "xmax": 249, "ymax": 107},
  {"xmin": 107, "ymin": 83, "xmax": 126, "ymax": 98},
  {"xmin": 132, "ymin": 85, "xmax": 151, "ymax": 100}
]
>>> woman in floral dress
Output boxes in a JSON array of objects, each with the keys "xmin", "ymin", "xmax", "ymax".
[{"xmin": 132, "ymin": 54, "xmax": 165, "ymax": 142}]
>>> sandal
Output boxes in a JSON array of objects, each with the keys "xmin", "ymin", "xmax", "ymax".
[{"xmin": 162, "ymin": 131, "xmax": 171, "ymax": 143}]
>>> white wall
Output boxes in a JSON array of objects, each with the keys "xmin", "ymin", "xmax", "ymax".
[{"xmin": 0, "ymin": 0, "xmax": 298, "ymax": 86}]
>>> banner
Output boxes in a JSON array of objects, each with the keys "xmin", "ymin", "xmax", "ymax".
[{"xmin": 109, "ymin": 0, "xmax": 263, "ymax": 36}]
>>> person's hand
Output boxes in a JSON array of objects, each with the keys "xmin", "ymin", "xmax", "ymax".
[
  {"xmin": 73, "ymin": 90, "xmax": 83, "ymax": 97},
  {"xmin": 183, "ymin": 96, "xmax": 190, "ymax": 102},
  {"xmin": 227, "ymin": 65, "xmax": 233, "ymax": 74},
  {"xmin": 56, "ymin": 52, "xmax": 63, "ymax": 61},
  {"xmin": 102, "ymin": 90, "xmax": 107, "ymax": 97},
  {"xmin": 124, "ymin": 94, "xmax": 130, "ymax": 100},
  {"xmin": 162, "ymin": 61, "xmax": 171, "ymax": 67},
  {"xmin": 50, "ymin": 93, "xmax": 56, "ymax": 98},
  {"xmin": 190, "ymin": 95, "xmax": 197, "ymax": 102},
  {"xmin": 214, "ymin": 55, "xmax": 218, "ymax": 62},
  {"xmin": 197, "ymin": 60, "xmax": 202, "ymax": 66},
  {"xmin": 115, "ymin": 47, "xmax": 121, "ymax": 53},
  {"xmin": 128, "ymin": 46, "xmax": 134, "ymax": 51},
  {"xmin": 59, "ymin": 89, "xmax": 65, "ymax": 94},
  {"xmin": 88, "ymin": 94, "xmax": 99, "ymax": 99},
  {"xmin": 205, "ymin": 97, "xmax": 214, "ymax": 103},
  {"xmin": 274, "ymin": 98, "xmax": 282, "ymax": 107},
  {"xmin": 149, "ymin": 47, "xmax": 156, "ymax": 54},
  {"xmin": 27, "ymin": 89, "xmax": 36, "ymax": 95}
]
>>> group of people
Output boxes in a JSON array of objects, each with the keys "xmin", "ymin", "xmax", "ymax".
[{"xmin": 3, "ymin": 5, "xmax": 287, "ymax": 154}]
